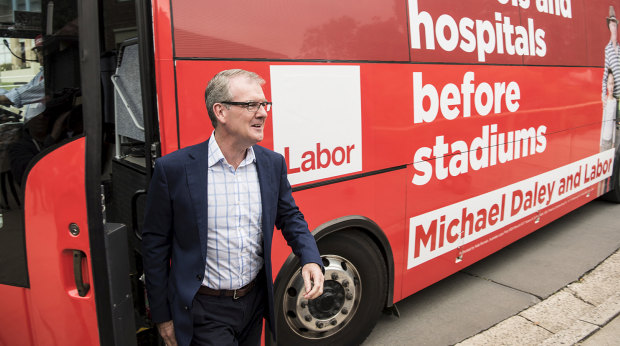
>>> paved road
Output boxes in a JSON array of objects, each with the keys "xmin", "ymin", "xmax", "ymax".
[{"xmin": 363, "ymin": 200, "xmax": 620, "ymax": 346}]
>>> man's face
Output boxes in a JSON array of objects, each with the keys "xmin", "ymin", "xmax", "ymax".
[{"xmin": 220, "ymin": 76, "xmax": 268, "ymax": 148}]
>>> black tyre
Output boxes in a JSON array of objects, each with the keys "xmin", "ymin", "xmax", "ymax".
[
  {"xmin": 602, "ymin": 174, "xmax": 620, "ymax": 202},
  {"xmin": 274, "ymin": 232, "xmax": 387, "ymax": 345},
  {"xmin": 602, "ymin": 149, "xmax": 620, "ymax": 203}
]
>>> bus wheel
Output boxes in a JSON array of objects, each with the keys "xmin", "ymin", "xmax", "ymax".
[
  {"xmin": 602, "ymin": 174, "xmax": 620, "ymax": 202},
  {"xmin": 276, "ymin": 232, "xmax": 387, "ymax": 345},
  {"xmin": 602, "ymin": 151, "xmax": 620, "ymax": 202}
]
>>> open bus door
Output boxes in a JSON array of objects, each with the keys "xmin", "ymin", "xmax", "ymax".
[
  {"xmin": 0, "ymin": 0, "xmax": 158, "ymax": 344},
  {"xmin": 0, "ymin": 0, "xmax": 102, "ymax": 343}
]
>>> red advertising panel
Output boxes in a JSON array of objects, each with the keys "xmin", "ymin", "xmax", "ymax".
[
  {"xmin": 170, "ymin": 0, "xmax": 409, "ymax": 61},
  {"xmin": 520, "ymin": 0, "xmax": 588, "ymax": 66},
  {"xmin": 407, "ymin": 0, "xmax": 618, "ymax": 66},
  {"xmin": 408, "ymin": 0, "xmax": 524, "ymax": 64},
  {"xmin": 173, "ymin": 58, "xmax": 610, "ymax": 300},
  {"xmin": 175, "ymin": 62, "xmax": 601, "ymax": 175},
  {"xmin": 150, "ymin": 0, "xmax": 620, "ymax": 344}
]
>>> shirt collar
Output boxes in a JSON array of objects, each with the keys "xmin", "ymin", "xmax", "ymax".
[{"xmin": 208, "ymin": 132, "xmax": 256, "ymax": 168}]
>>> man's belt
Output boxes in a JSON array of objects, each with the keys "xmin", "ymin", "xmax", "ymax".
[{"xmin": 198, "ymin": 278, "xmax": 257, "ymax": 299}]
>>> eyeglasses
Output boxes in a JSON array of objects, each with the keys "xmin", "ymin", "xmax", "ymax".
[{"xmin": 221, "ymin": 101, "xmax": 272, "ymax": 112}]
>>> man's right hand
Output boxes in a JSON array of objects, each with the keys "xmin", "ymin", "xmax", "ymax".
[{"xmin": 156, "ymin": 320, "xmax": 178, "ymax": 346}]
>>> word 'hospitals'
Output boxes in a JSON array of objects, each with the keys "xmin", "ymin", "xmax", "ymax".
[
  {"xmin": 407, "ymin": 0, "xmax": 572, "ymax": 62},
  {"xmin": 411, "ymin": 71, "xmax": 547, "ymax": 185}
]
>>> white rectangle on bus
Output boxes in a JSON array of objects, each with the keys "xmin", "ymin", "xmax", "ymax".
[
  {"xmin": 270, "ymin": 65, "xmax": 363, "ymax": 186},
  {"xmin": 408, "ymin": 149, "xmax": 615, "ymax": 269}
]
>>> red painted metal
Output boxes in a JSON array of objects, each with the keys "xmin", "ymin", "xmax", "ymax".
[
  {"xmin": 0, "ymin": 285, "xmax": 34, "ymax": 345},
  {"xmin": 155, "ymin": 1, "xmax": 620, "ymax": 318},
  {"xmin": 23, "ymin": 138, "xmax": 98, "ymax": 345},
  {"xmin": 172, "ymin": 58, "xmax": 606, "ymax": 305},
  {"xmin": 152, "ymin": 0, "xmax": 179, "ymax": 155},
  {"xmin": 170, "ymin": 0, "xmax": 409, "ymax": 61},
  {"xmin": 3, "ymin": 0, "xmax": 618, "ymax": 344}
]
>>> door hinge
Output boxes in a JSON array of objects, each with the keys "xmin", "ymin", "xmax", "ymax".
[{"xmin": 150, "ymin": 141, "xmax": 160, "ymax": 167}]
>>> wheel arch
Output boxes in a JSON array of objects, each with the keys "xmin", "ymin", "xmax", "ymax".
[{"xmin": 275, "ymin": 215, "xmax": 395, "ymax": 307}]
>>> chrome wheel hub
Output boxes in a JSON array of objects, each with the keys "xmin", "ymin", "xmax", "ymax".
[{"xmin": 282, "ymin": 255, "xmax": 361, "ymax": 339}]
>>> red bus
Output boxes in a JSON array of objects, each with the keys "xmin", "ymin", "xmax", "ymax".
[{"xmin": 0, "ymin": 0, "xmax": 618, "ymax": 345}]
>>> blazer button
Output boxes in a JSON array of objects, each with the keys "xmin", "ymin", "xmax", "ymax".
[
  {"xmin": 184, "ymin": 306, "xmax": 189, "ymax": 310},
  {"xmin": 196, "ymin": 274, "xmax": 202, "ymax": 281}
]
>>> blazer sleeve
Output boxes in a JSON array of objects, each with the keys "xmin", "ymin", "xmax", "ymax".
[
  {"xmin": 141, "ymin": 160, "xmax": 174, "ymax": 323},
  {"xmin": 274, "ymin": 154, "xmax": 323, "ymax": 268}
]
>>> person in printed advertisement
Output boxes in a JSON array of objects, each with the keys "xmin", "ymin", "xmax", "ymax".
[
  {"xmin": 603, "ymin": 6, "xmax": 620, "ymax": 124},
  {"xmin": 601, "ymin": 6, "xmax": 620, "ymax": 196},
  {"xmin": 602, "ymin": 68, "xmax": 617, "ymax": 152}
]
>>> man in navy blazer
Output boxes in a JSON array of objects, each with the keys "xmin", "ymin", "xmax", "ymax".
[{"xmin": 142, "ymin": 69, "xmax": 324, "ymax": 346}]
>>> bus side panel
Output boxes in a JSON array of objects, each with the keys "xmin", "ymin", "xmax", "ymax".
[
  {"xmin": 272, "ymin": 169, "xmax": 409, "ymax": 303},
  {"xmin": 522, "ymin": 0, "xmax": 588, "ymax": 66},
  {"xmin": 173, "ymin": 60, "xmax": 609, "ymax": 305},
  {"xmin": 402, "ymin": 62, "xmax": 610, "ymax": 297},
  {"xmin": 169, "ymin": 0, "xmax": 409, "ymax": 62},
  {"xmin": 175, "ymin": 62, "xmax": 602, "ymax": 172},
  {"xmin": 23, "ymin": 138, "xmax": 99, "ymax": 345},
  {"xmin": 402, "ymin": 183, "xmax": 600, "ymax": 299},
  {"xmin": 0, "ymin": 286, "xmax": 34, "ymax": 345},
  {"xmin": 175, "ymin": 60, "xmax": 272, "ymax": 149},
  {"xmin": 175, "ymin": 60, "xmax": 410, "ymax": 302},
  {"xmin": 152, "ymin": 0, "xmax": 179, "ymax": 155},
  {"xmin": 407, "ymin": 0, "xmax": 611, "ymax": 67},
  {"xmin": 407, "ymin": 0, "xmax": 524, "ymax": 65},
  {"xmin": 402, "ymin": 165, "xmax": 603, "ymax": 300},
  {"xmin": 402, "ymin": 65, "xmax": 600, "ymax": 212}
]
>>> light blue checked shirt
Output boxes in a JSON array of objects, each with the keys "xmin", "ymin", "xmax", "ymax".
[
  {"xmin": 203, "ymin": 133, "xmax": 264, "ymax": 290},
  {"xmin": 1, "ymin": 68, "xmax": 45, "ymax": 121}
]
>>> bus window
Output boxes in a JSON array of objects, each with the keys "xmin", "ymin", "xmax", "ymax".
[{"xmin": 0, "ymin": 2, "xmax": 46, "ymax": 288}]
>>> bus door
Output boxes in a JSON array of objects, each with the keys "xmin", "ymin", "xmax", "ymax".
[
  {"xmin": 0, "ymin": 0, "xmax": 100, "ymax": 344},
  {"xmin": 0, "ymin": 0, "xmax": 157, "ymax": 344}
]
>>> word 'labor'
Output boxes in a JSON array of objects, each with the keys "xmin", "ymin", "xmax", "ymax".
[{"xmin": 285, "ymin": 143, "xmax": 356, "ymax": 174}]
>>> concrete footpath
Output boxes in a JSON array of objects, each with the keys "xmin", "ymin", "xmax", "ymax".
[{"xmin": 456, "ymin": 249, "xmax": 620, "ymax": 346}]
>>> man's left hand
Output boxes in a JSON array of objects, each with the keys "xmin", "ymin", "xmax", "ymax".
[
  {"xmin": 302, "ymin": 262, "xmax": 324, "ymax": 299},
  {"xmin": 0, "ymin": 95, "xmax": 12, "ymax": 106}
]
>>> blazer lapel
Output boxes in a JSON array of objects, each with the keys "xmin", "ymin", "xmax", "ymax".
[
  {"xmin": 254, "ymin": 146, "xmax": 274, "ymax": 238},
  {"xmin": 186, "ymin": 139, "xmax": 210, "ymax": 261}
]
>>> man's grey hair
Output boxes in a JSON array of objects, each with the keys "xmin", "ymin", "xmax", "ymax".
[{"xmin": 204, "ymin": 69, "xmax": 265, "ymax": 128}]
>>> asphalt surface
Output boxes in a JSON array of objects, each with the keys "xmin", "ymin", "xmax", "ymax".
[{"xmin": 363, "ymin": 199, "xmax": 620, "ymax": 346}]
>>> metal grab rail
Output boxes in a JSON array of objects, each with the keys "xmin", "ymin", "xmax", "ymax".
[{"xmin": 111, "ymin": 74, "xmax": 144, "ymax": 131}]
